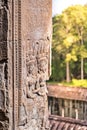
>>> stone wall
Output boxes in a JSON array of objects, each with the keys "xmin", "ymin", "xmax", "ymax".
[
  {"xmin": 19, "ymin": 1, "xmax": 52, "ymax": 130},
  {"xmin": 0, "ymin": 0, "xmax": 52, "ymax": 130},
  {"xmin": 47, "ymin": 85, "xmax": 87, "ymax": 101},
  {"xmin": 0, "ymin": 1, "xmax": 9, "ymax": 130},
  {"xmin": 48, "ymin": 97, "xmax": 87, "ymax": 120},
  {"xmin": 49, "ymin": 115, "xmax": 87, "ymax": 130}
]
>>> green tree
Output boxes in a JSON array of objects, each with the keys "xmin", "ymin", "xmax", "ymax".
[
  {"xmin": 64, "ymin": 5, "xmax": 87, "ymax": 79},
  {"xmin": 52, "ymin": 5, "xmax": 87, "ymax": 82}
]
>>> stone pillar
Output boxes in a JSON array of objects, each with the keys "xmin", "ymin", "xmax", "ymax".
[
  {"xmin": 20, "ymin": 0, "xmax": 52, "ymax": 129},
  {"xmin": 0, "ymin": 0, "xmax": 52, "ymax": 130}
]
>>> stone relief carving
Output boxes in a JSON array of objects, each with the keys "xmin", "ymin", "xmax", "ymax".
[
  {"xmin": 0, "ymin": 4, "xmax": 8, "ymax": 60},
  {"xmin": 0, "ymin": 0, "xmax": 51, "ymax": 129},
  {"xmin": 19, "ymin": 103, "xmax": 27, "ymax": 126},
  {"xmin": 26, "ymin": 40, "xmax": 49, "ymax": 98},
  {"xmin": 26, "ymin": 59, "xmax": 37, "ymax": 98},
  {"xmin": 0, "ymin": 64, "xmax": 5, "ymax": 88},
  {"xmin": 0, "ymin": 63, "xmax": 8, "ymax": 111},
  {"xmin": 0, "ymin": 1, "xmax": 9, "ymax": 129},
  {"xmin": 25, "ymin": 38, "xmax": 50, "ymax": 130},
  {"xmin": 0, "ymin": 63, "xmax": 9, "ymax": 129},
  {"xmin": 36, "ymin": 57, "xmax": 48, "ymax": 96}
]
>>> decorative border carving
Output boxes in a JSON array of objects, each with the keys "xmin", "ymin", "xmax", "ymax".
[{"xmin": 12, "ymin": 0, "xmax": 22, "ymax": 129}]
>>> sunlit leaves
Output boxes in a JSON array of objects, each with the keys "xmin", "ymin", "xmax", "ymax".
[
  {"xmin": 53, "ymin": 5, "xmax": 87, "ymax": 61},
  {"xmin": 66, "ymin": 53, "xmax": 77, "ymax": 62},
  {"xmin": 52, "ymin": 5, "xmax": 87, "ymax": 81}
]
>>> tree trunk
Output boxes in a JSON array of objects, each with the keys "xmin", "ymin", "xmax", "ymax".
[
  {"xmin": 81, "ymin": 37, "xmax": 84, "ymax": 80},
  {"xmin": 81, "ymin": 57, "xmax": 84, "ymax": 79},
  {"xmin": 66, "ymin": 61, "xmax": 70, "ymax": 82}
]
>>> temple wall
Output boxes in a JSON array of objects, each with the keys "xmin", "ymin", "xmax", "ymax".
[
  {"xmin": 0, "ymin": 0, "xmax": 52, "ymax": 130},
  {"xmin": 19, "ymin": 0, "xmax": 52, "ymax": 130},
  {"xmin": 0, "ymin": 1, "xmax": 9, "ymax": 130},
  {"xmin": 48, "ymin": 97, "xmax": 87, "ymax": 120}
]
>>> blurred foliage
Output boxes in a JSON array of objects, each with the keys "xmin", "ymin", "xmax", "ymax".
[
  {"xmin": 72, "ymin": 79, "xmax": 87, "ymax": 87},
  {"xmin": 50, "ymin": 5, "xmax": 87, "ymax": 82},
  {"xmin": 47, "ymin": 79, "xmax": 87, "ymax": 88}
]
